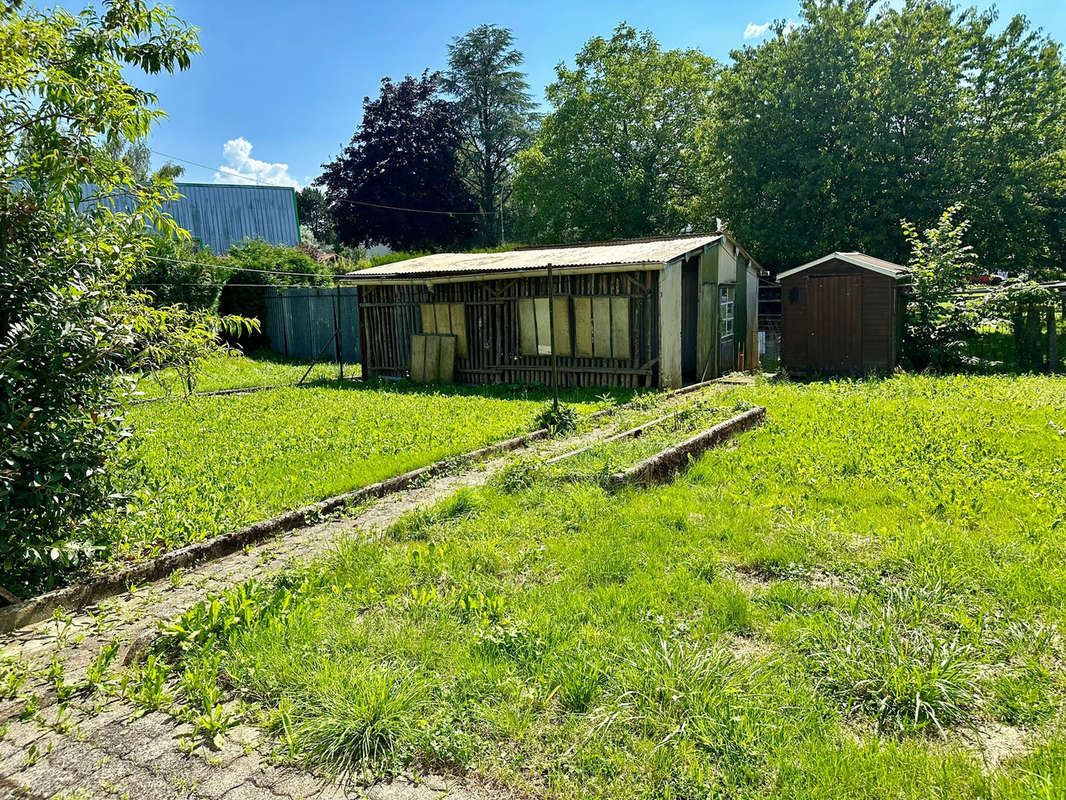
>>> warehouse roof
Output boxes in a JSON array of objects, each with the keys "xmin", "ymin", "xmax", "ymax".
[
  {"xmin": 777, "ymin": 252, "xmax": 909, "ymax": 280},
  {"xmin": 80, "ymin": 182, "xmax": 300, "ymax": 254},
  {"xmin": 342, "ymin": 234, "xmax": 726, "ymax": 281}
]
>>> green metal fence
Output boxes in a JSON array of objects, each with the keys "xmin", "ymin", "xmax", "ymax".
[{"xmin": 263, "ymin": 287, "xmax": 360, "ymax": 363}]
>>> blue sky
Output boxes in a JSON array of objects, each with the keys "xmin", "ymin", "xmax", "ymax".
[{"xmin": 62, "ymin": 0, "xmax": 1066, "ymax": 188}]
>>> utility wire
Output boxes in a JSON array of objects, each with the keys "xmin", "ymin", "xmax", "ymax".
[
  {"xmin": 151, "ymin": 148, "xmax": 492, "ymax": 216},
  {"xmin": 141, "ymin": 253, "xmax": 343, "ymax": 280}
]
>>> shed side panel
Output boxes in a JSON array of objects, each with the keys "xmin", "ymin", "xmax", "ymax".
[
  {"xmin": 781, "ymin": 276, "xmax": 808, "ymax": 371},
  {"xmin": 861, "ymin": 272, "xmax": 895, "ymax": 369}
]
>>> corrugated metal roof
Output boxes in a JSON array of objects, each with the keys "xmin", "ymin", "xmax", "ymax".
[
  {"xmin": 80, "ymin": 182, "xmax": 300, "ymax": 254},
  {"xmin": 776, "ymin": 251, "xmax": 908, "ymax": 281},
  {"xmin": 343, "ymin": 234, "xmax": 723, "ymax": 281}
]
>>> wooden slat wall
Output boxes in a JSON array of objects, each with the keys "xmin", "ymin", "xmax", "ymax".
[{"xmin": 358, "ymin": 270, "xmax": 659, "ymax": 388}]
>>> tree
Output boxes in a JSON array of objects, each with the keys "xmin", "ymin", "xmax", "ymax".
[
  {"xmin": 444, "ymin": 24, "xmax": 536, "ymax": 245},
  {"xmin": 511, "ymin": 25, "xmax": 716, "ymax": 243},
  {"xmin": 901, "ymin": 205, "xmax": 978, "ymax": 370},
  {"xmin": 317, "ymin": 73, "xmax": 478, "ymax": 252},
  {"xmin": 705, "ymin": 0, "xmax": 1066, "ymax": 273},
  {"xmin": 296, "ymin": 186, "xmax": 337, "ymax": 248},
  {"xmin": 103, "ymin": 134, "xmax": 185, "ymax": 181},
  {"xmin": 0, "ymin": 0, "xmax": 248, "ymax": 594}
]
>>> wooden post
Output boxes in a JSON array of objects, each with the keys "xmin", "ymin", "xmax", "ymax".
[
  {"xmin": 1049, "ymin": 302, "xmax": 1059, "ymax": 374},
  {"xmin": 547, "ymin": 263, "xmax": 558, "ymax": 413},
  {"xmin": 334, "ymin": 284, "xmax": 344, "ymax": 380}
]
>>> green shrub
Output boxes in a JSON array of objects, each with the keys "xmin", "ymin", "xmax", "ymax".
[
  {"xmin": 130, "ymin": 235, "xmax": 229, "ymax": 311},
  {"xmin": 535, "ymin": 401, "xmax": 578, "ymax": 435},
  {"xmin": 218, "ymin": 240, "xmax": 330, "ymax": 344}
]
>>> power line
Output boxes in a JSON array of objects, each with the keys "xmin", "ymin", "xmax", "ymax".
[
  {"xmin": 152, "ymin": 148, "xmax": 491, "ymax": 216},
  {"xmin": 142, "ymin": 253, "xmax": 341, "ymax": 280}
]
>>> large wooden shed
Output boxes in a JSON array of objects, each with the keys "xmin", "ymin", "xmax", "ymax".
[
  {"xmin": 778, "ymin": 252, "xmax": 908, "ymax": 375},
  {"xmin": 341, "ymin": 234, "xmax": 763, "ymax": 389}
]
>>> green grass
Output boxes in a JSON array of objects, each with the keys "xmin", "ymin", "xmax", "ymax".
[
  {"xmin": 157, "ymin": 374, "xmax": 1066, "ymax": 797},
  {"xmin": 106, "ymin": 379, "xmax": 626, "ymax": 562},
  {"xmin": 134, "ymin": 349, "xmax": 358, "ymax": 399}
]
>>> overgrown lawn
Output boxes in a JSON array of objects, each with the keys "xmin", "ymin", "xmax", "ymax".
[
  {"xmin": 107, "ymin": 379, "xmax": 622, "ymax": 562},
  {"xmin": 157, "ymin": 375, "xmax": 1066, "ymax": 798}
]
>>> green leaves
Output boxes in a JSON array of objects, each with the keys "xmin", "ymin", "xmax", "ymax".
[
  {"xmin": 0, "ymin": 2, "xmax": 206, "ymax": 594},
  {"xmin": 706, "ymin": 0, "xmax": 1066, "ymax": 274},
  {"xmin": 512, "ymin": 24, "xmax": 716, "ymax": 243}
]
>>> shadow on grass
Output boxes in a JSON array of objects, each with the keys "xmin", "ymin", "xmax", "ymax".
[{"xmin": 293, "ymin": 374, "xmax": 646, "ymax": 407}]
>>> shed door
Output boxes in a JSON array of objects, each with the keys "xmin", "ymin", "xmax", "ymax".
[{"xmin": 807, "ymin": 275, "xmax": 862, "ymax": 372}]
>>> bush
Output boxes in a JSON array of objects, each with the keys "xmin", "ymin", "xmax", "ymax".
[
  {"xmin": 130, "ymin": 235, "xmax": 229, "ymax": 311},
  {"xmin": 218, "ymin": 239, "xmax": 331, "ymax": 345},
  {"xmin": 535, "ymin": 402, "xmax": 578, "ymax": 435}
]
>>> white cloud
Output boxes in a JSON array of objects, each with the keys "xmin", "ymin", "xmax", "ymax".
[
  {"xmin": 744, "ymin": 21, "xmax": 771, "ymax": 39},
  {"xmin": 743, "ymin": 19, "xmax": 798, "ymax": 39},
  {"xmin": 213, "ymin": 137, "xmax": 299, "ymax": 188}
]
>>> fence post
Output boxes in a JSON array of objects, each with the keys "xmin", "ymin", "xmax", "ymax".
[
  {"xmin": 1050, "ymin": 303, "xmax": 1059, "ymax": 373},
  {"xmin": 335, "ymin": 284, "xmax": 344, "ymax": 380}
]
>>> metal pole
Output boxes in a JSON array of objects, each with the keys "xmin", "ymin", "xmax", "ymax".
[{"xmin": 547, "ymin": 263, "xmax": 558, "ymax": 413}]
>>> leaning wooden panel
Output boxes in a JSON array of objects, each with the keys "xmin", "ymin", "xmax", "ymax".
[
  {"xmin": 573, "ymin": 297, "xmax": 593, "ymax": 356},
  {"xmin": 518, "ymin": 298, "xmax": 537, "ymax": 355},
  {"xmin": 592, "ymin": 296, "xmax": 612, "ymax": 358},
  {"xmin": 420, "ymin": 304, "xmax": 437, "ymax": 334},
  {"xmin": 449, "ymin": 303, "xmax": 468, "ymax": 357},
  {"xmin": 424, "ymin": 334, "xmax": 441, "ymax": 383},
  {"xmin": 534, "ymin": 298, "xmax": 551, "ymax": 355},
  {"xmin": 410, "ymin": 334, "xmax": 427, "ymax": 382},
  {"xmin": 552, "ymin": 297, "xmax": 572, "ymax": 356},
  {"xmin": 438, "ymin": 335, "xmax": 457, "ymax": 382},
  {"xmin": 434, "ymin": 303, "xmax": 450, "ymax": 336},
  {"xmin": 611, "ymin": 296, "xmax": 630, "ymax": 360}
]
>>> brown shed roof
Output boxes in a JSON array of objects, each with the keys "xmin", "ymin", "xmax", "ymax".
[
  {"xmin": 776, "ymin": 252, "xmax": 909, "ymax": 281},
  {"xmin": 341, "ymin": 234, "xmax": 724, "ymax": 282}
]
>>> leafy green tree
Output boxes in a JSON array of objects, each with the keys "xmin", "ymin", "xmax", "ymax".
[
  {"xmin": 705, "ymin": 0, "xmax": 1066, "ymax": 273},
  {"xmin": 444, "ymin": 24, "xmax": 536, "ymax": 245},
  {"xmin": 103, "ymin": 134, "xmax": 184, "ymax": 181},
  {"xmin": 973, "ymin": 276, "xmax": 1058, "ymax": 372},
  {"xmin": 296, "ymin": 186, "xmax": 337, "ymax": 248},
  {"xmin": 0, "ymin": 0, "xmax": 248, "ymax": 593},
  {"xmin": 130, "ymin": 235, "xmax": 229, "ymax": 311},
  {"xmin": 318, "ymin": 72, "xmax": 478, "ymax": 252},
  {"xmin": 901, "ymin": 205, "xmax": 978, "ymax": 370},
  {"xmin": 512, "ymin": 25, "xmax": 716, "ymax": 243}
]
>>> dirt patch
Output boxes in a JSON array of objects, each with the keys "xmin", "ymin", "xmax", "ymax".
[
  {"xmin": 963, "ymin": 722, "xmax": 1030, "ymax": 769},
  {"xmin": 728, "ymin": 634, "xmax": 774, "ymax": 661}
]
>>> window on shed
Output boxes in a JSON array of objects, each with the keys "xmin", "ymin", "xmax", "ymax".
[
  {"xmin": 420, "ymin": 302, "xmax": 467, "ymax": 357},
  {"xmin": 719, "ymin": 286, "xmax": 735, "ymax": 339}
]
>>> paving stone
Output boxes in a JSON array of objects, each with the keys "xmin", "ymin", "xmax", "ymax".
[
  {"xmin": 82, "ymin": 754, "xmax": 135, "ymax": 794},
  {"xmin": 220, "ymin": 783, "xmax": 272, "ymax": 800},
  {"xmin": 14, "ymin": 753, "xmax": 85, "ymax": 798},
  {"xmin": 0, "ymin": 720, "xmax": 47, "ymax": 752},
  {"xmin": 269, "ymin": 769, "xmax": 323, "ymax": 800},
  {"xmin": 193, "ymin": 763, "xmax": 249, "ymax": 799},
  {"xmin": 367, "ymin": 783, "xmax": 444, "ymax": 800}
]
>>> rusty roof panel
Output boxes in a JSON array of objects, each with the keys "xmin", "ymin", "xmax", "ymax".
[{"xmin": 343, "ymin": 234, "xmax": 723, "ymax": 281}]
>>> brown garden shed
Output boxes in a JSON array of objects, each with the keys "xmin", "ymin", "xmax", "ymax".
[{"xmin": 778, "ymin": 252, "xmax": 908, "ymax": 375}]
